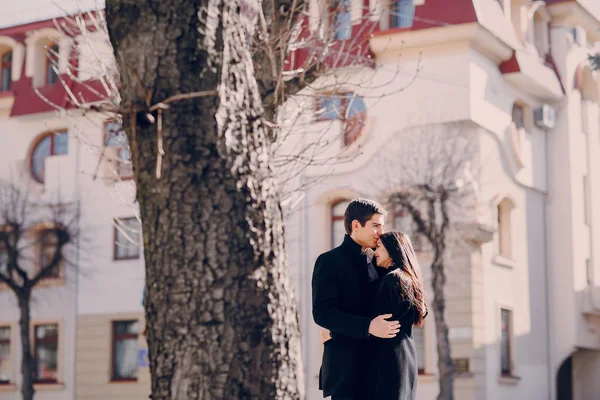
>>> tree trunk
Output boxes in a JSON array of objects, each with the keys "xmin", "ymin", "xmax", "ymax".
[
  {"xmin": 431, "ymin": 250, "xmax": 454, "ymax": 400},
  {"xmin": 105, "ymin": 1, "xmax": 303, "ymax": 399},
  {"xmin": 18, "ymin": 292, "xmax": 34, "ymax": 400}
]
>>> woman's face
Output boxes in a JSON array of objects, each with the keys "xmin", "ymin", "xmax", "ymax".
[{"xmin": 374, "ymin": 239, "xmax": 393, "ymax": 268}]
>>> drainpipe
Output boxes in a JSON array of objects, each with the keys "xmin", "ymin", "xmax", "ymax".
[{"xmin": 543, "ymin": 127, "xmax": 555, "ymax": 400}]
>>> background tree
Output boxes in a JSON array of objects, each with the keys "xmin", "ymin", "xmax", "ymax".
[
  {"xmin": 0, "ymin": 181, "xmax": 78, "ymax": 400},
  {"xmin": 382, "ymin": 123, "xmax": 481, "ymax": 400}
]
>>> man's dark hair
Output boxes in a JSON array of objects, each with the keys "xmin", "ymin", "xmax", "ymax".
[{"xmin": 344, "ymin": 198, "xmax": 387, "ymax": 235}]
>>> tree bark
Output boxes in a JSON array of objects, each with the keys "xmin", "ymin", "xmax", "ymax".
[
  {"xmin": 105, "ymin": 1, "xmax": 303, "ymax": 399},
  {"xmin": 18, "ymin": 291, "xmax": 34, "ymax": 400}
]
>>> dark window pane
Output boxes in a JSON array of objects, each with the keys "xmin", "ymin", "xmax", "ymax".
[
  {"xmin": 114, "ymin": 321, "xmax": 139, "ymax": 335},
  {"xmin": 1, "ymin": 51, "xmax": 11, "ymax": 92},
  {"xmin": 46, "ymin": 44, "xmax": 59, "ymax": 85},
  {"xmin": 0, "ymin": 327, "xmax": 10, "ymax": 383},
  {"xmin": 500, "ymin": 309, "xmax": 511, "ymax": 375}
]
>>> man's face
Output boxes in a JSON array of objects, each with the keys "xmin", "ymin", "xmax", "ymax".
[{"xmin": 352, "ymin": 213, "xmax": 384, "ymax": 249}]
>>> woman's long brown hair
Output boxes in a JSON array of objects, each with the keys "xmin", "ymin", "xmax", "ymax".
[{"xmin": 379, "ymin": 231, "xmax": 428, "ymax": 327}]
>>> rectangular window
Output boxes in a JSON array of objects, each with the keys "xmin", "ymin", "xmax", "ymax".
[
  {"xmin": 0, "ymin": 327, "xmax": 10, "ymax": 384},
  {"xmin": 45, "ymin": 43, "xmax": 59, "ymax": 85},
  {"xmin": 104, "ymin": 121, "xmax": 133, "ymax": 179},
  {"xmin": 112, "ymin": 321, "xmax": 139, "ymax": 381},
  {"xmin": 114, "ymin": 217, "xmax": 141, "ymax": 260},
  {"xmin": 390, "ymin": 0, "xmax": 415, "ymax": 29},
  {"xmin": 1, "ymin": 51, "xmax": 12, "ymax": 92},
  {"xmin": 413, "ymin": 326, "xmax": 425, "ymax": 374},
  {"xmin": 33, "ymin": 324, "xmax": 59, "ymax": 383},
  {"xmin": 500, "ymin": 309, "xmax": 513, "ymax": 376}
]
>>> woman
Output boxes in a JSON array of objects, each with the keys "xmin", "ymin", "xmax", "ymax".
[{"xmin": 367, "ymin": 231, "xmax": 428, "ymax": 400}]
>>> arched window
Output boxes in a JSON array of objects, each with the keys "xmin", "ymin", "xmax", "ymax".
[
  {"xmin": 497, "ymin": 198, "xmax": 514, "ymax": 259},
  {"xmin": 390, "ymin": 0, "xmax": 415, "ymax": 29},
  {"xmin": 331, "ymin": 200, "xmax": 350, "ymax": 248},
  {"xmin": 30, "ymin": 131, "xmax": 68, "ymax": 183},
  {"xmin": 316, "ymin": 92, "xmax": 367, "ymax": 147},
  {"xmin": 0, "ymin": 50, "xmax": 11, "ymax": 92}
]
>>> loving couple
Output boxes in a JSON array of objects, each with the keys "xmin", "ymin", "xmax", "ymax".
[{"xmin": 312, "ymin": 198, "xmax": 428, "ymax": 400}]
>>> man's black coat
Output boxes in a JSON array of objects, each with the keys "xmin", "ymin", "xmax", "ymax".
[{"xmin": 312, "ymin": 234, "xmax": 377, "ymax": 398}]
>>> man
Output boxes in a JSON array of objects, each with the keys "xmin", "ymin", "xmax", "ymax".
[{"xmin": 312, "ymin": 198, "xmax": 400, "ymax": 400}]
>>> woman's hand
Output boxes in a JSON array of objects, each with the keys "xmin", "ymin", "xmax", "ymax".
[{"xmin": 320, "ymin": 328, "xmax": 332, "ymax": 344}]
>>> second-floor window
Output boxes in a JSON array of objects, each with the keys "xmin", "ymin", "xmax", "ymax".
[
  {"xmin": 1, "ymin": 51, "xmax": 12, "ymax": 92},
  {"xmin": 391, "ymin": 0, "xmax": 415, "ymax": 29},
  {"xmin": 31, "ymin": 131, "xmax": 68, "ymax": 183}
]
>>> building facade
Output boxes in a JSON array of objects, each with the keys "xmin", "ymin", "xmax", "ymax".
[
  {"xmin": 281, "ymin": 1, "xmax": 600, "ymax": 400},
  {"xmin": 0, "ymin": 9, "xmax": 149, "ymax": 400}
]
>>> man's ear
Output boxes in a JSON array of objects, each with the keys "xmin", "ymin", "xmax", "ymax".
[{"xmin": 352, "ymin": 219, "xmax": 360, "ymax": 233}]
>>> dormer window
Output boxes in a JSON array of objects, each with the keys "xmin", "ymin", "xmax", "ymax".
[
  {"xmin": 0, "ymin": 50, "xmax": 11, "ymax": 92},
  {"xmin": 45, "ymin": 43, "xmax": 59, "ymax": 85}
]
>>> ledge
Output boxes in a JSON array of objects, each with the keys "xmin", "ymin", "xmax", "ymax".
[
  {"xmin": 417, "ymin": 374, "xmax": 436, "ymax": 383},
  {"xmin": 0, "ymin": 383, "xmax": 17, "ymax": 392},
  {"xmin": 492, "ymin": 255, "xmax": 516, "ymax": 269},
  {"xmin": 33, "ymin": 382, "xmax": 64, "ymax": 391},
  {"xmin": 498, "ymin": 375, "xmax": 521, "ymax": 386}
]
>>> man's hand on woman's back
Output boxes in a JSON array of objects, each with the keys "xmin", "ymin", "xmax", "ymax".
[{"xmin": 368, "ymin": 314, "xmax": 400, "ymax": 338}]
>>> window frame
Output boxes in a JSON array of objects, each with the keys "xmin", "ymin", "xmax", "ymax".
[
  {"xmin": 31, "ymin": 322, "xmax": 60, "ymax": 385},
  {"xmin": 29, "ymin": 131, "xmax": 69, "ymax": 184},
  {"xmin": 110, "ymin": 320, "xmax": 140, "ymax": 382},
  {"xmin": 0, "ymin": 324, "xmax": 12, "ymax": 385},
  {"xmin": 113, "ymin": 217, "xmax": 141, "ymax": 261}
]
